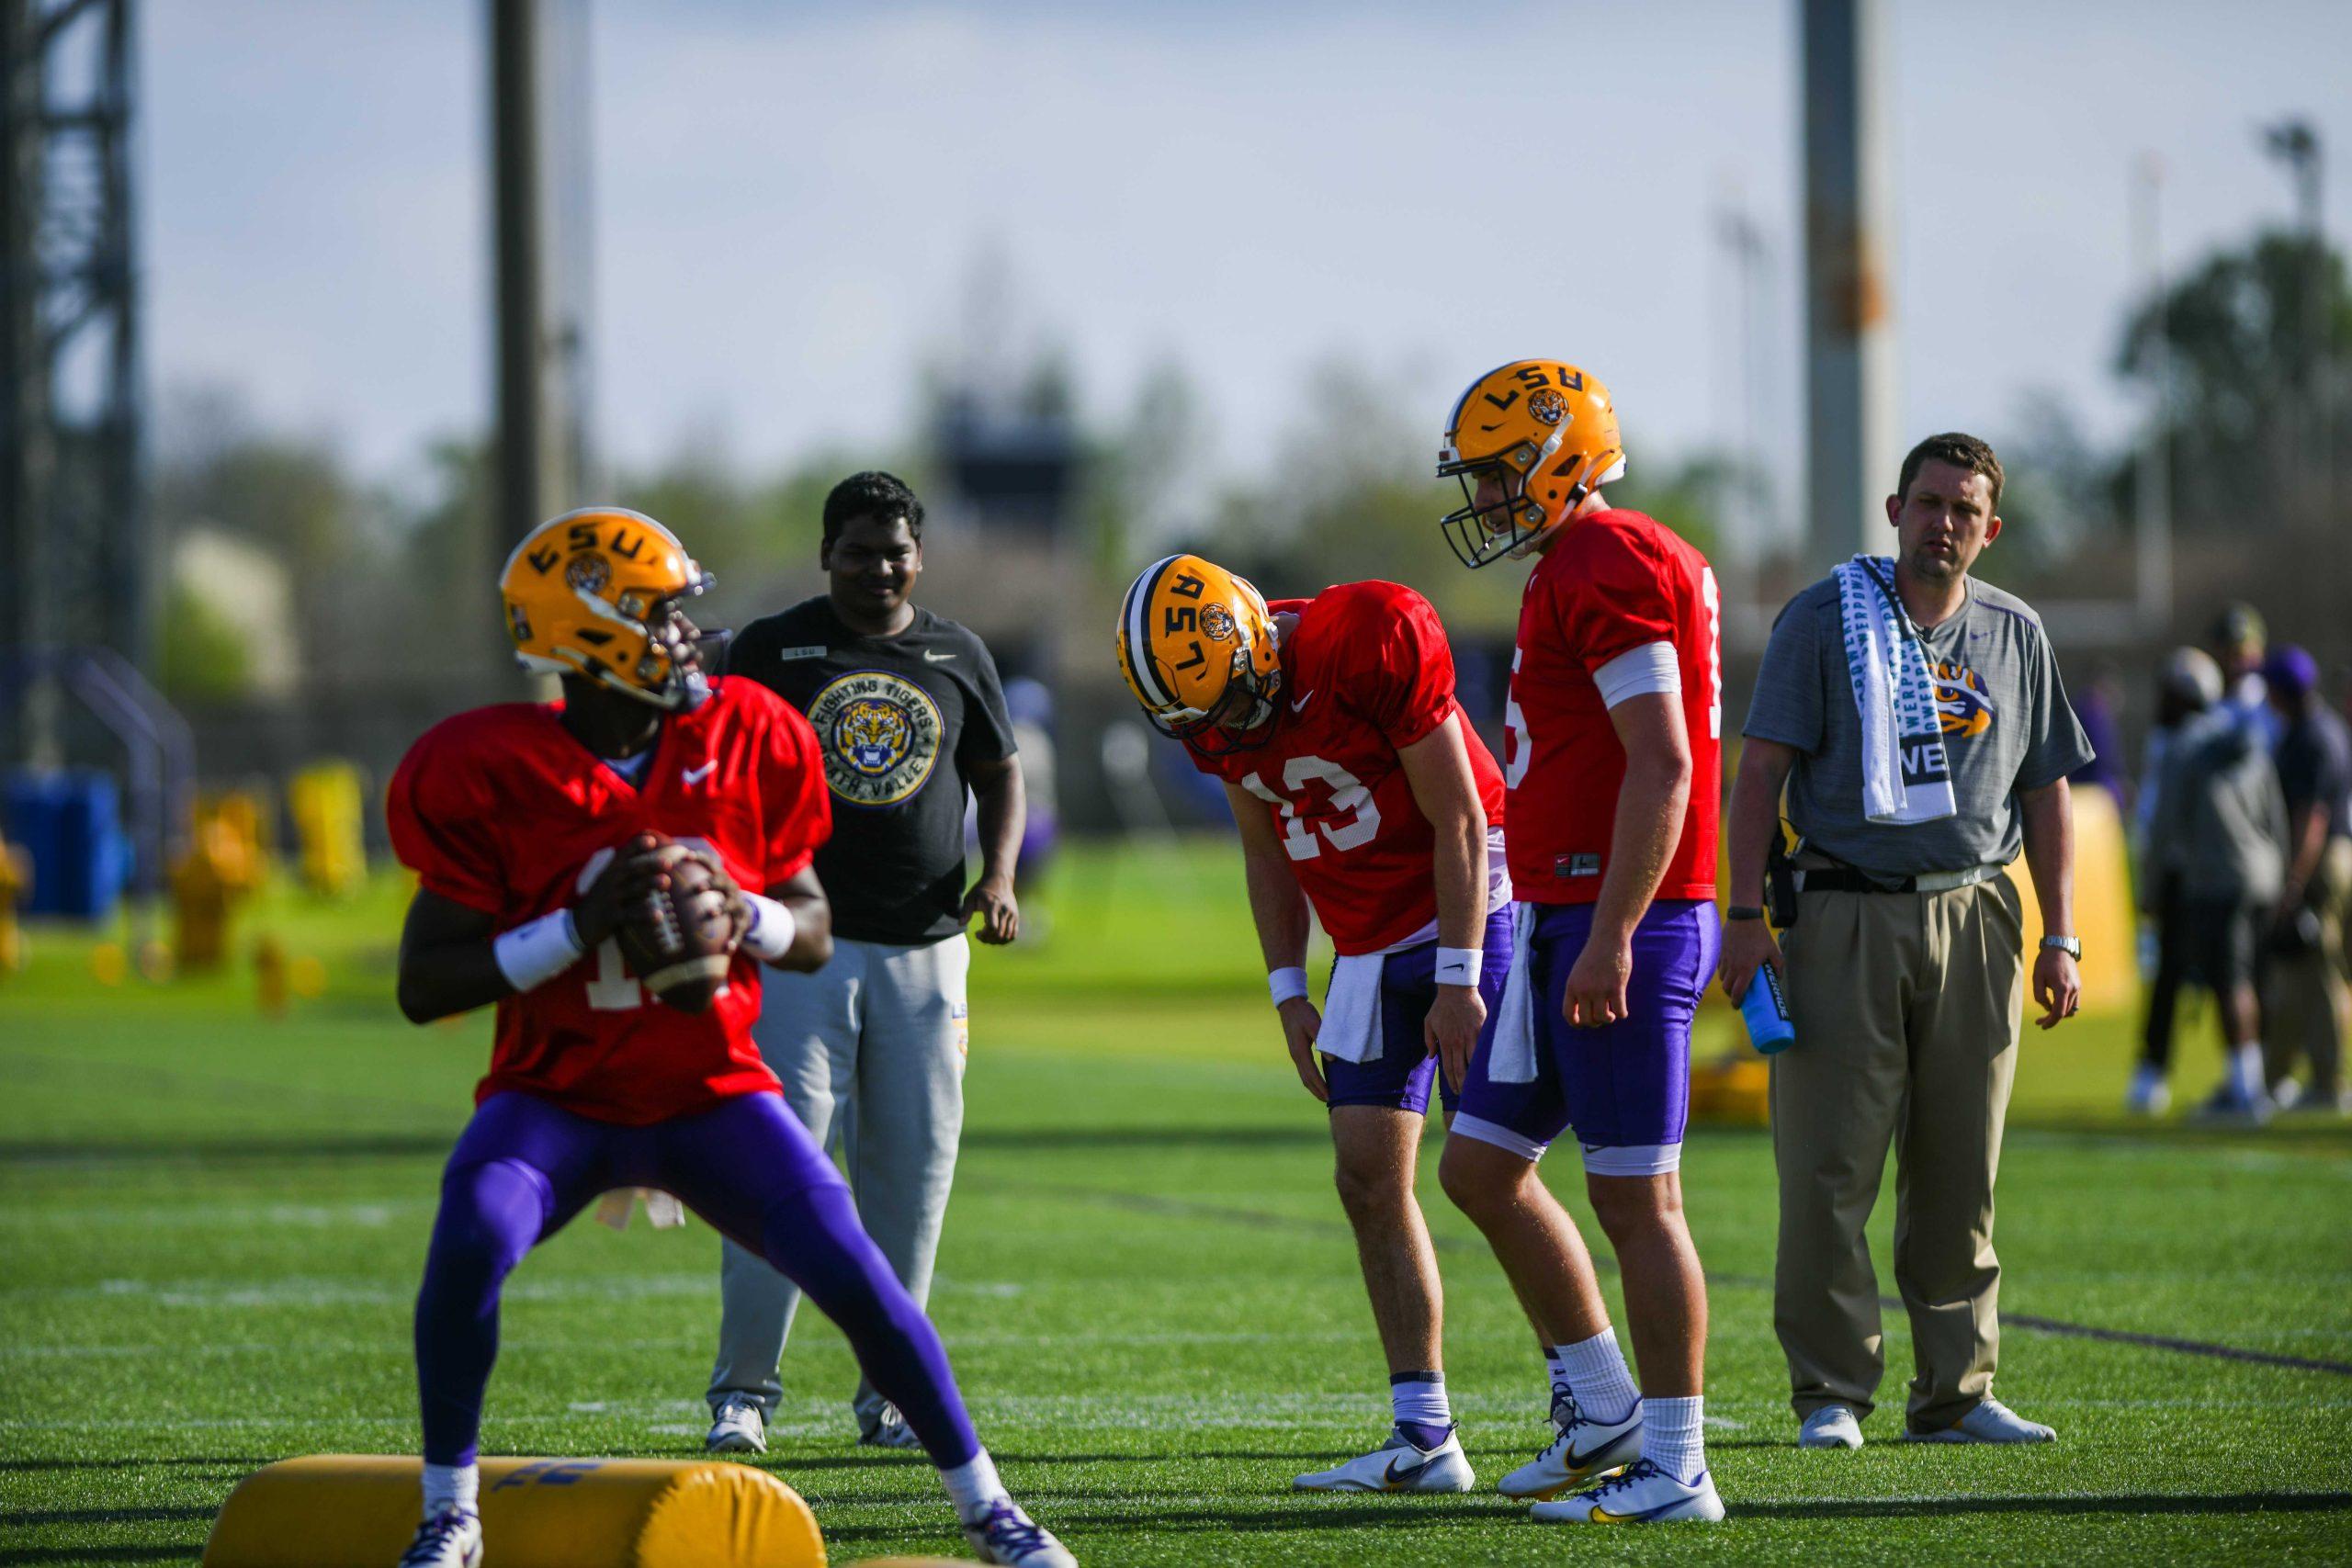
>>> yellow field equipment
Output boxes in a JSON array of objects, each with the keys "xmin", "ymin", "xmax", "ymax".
[
  {"xmin": 289, "ymin": 761, "xmax": 368, "ymax": 896},
  {"xmin": 1687, "ymin": 1052, "xmax": 1770, "ymax": 1127},
  {"xmin": 202, "ymin": 1454, "xmax": 825, "ymax": 1568},
  {"xmin": 171, "ymin": 795, "xmax": 269, "ymax": 971},
  {"xmin": 0, "ymin": 833, "xmax": 28, "ymax": 975}
]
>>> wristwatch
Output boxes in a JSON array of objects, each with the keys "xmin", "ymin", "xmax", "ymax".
[{"xmin": 2040, "ymin": 934, "xmax": 2082, "ymax": 960}]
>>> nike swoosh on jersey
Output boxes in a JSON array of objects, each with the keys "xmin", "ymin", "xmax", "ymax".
[
  {"xmin": 683, "ymin": 761, "xmax": 718, "ymax": 786},
  {"xmin": 1289, "ymin": 689, "xmax": 1315, "ymax": 713},
  {"xmin": 923, "ymin": 649, "xmax": 958, "ymax": 662}
]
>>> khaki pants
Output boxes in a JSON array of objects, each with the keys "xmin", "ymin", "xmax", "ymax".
[
  {"xmin": 2262, "ymin": 837, "xmax": 2352, "ymax": 1100},
  {"xmin": 1770, "ymin": 874, "xmax": 2023, "ymax": 1430}
]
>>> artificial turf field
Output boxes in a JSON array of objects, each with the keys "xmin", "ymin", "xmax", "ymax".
[{"xmin": 3, "ymin": 842, "xmax": 2349, "ymax": 1565}]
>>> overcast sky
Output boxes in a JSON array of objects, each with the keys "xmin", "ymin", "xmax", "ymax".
[{"xmin": 147, "ymin": 0, "xmax": 2351, "ymax": 518}]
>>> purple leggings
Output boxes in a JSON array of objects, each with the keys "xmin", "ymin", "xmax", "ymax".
[{"xmin": 415, "ymin": 1089, "xmax": 978, "ymax": 1468}]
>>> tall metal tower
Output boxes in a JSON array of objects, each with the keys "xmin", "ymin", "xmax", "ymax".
[{"xmin": 2, "ymin": 0, "xmax": 144, "ymax": 762}]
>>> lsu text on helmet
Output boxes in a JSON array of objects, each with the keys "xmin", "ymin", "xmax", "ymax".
[
  {"xmin": 1437, "ymin": 360, "xmax": 1624, "ymax": 568},
  {"xmin": 500, "ymin": 507, "xmax": 718, "ymax": 710},
  {"xmin": 1115, "ymin": 554, "xmax": 1283, "ymax": 756}
]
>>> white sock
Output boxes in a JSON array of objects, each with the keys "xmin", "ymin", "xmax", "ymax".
[
  {"xmin": 1389, "ymin": 1371, "xmax": 1452, "ymax": 1436},
  {"xmin": 1555, "ymin": 1328, "xmax": 1640, "ymax": 1424},
  {"xmin": 2233, "ymin": 1043, "xmax": 2266, "ymax": 1100},
  {"xmin": 1544, "ymin": 1345, "xmax": 1572, "ymax": 1413},
  {"xmin": 1643, "ymin": 1395, "xmax": 1706, "ymax": 1482},
  {"xmin": 939, "ymin": 1449, "xmax": 1006, "ymax": 1523},
  {"xmin": 422, "ymin": 1461, "xmax": 478, "ymax": 1519}
]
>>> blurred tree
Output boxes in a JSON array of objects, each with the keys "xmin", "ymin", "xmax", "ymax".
[
  {"xmin": 1979, "ymin": 389, "xmax": 2109, "ymax": 577},
  {"xmin": 2117, "ymin": 228, "xmax": 2352, "ymax": 529},
  {"xmin": 155, "ymin": 581, "xmax": 253, "ymax": 704},
  {"xmin": 154, "ymin": 385, "xmax": 380, "ymax": 693}
]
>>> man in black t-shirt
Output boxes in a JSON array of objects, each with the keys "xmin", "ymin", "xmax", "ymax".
[
  {"xmin": 704, "ymin": 471, "xmax": 1025, "ymax": 1453},
  {"xmin": 2262, "ymin": 645, "xmax": 2352, "ymax": 1113}
]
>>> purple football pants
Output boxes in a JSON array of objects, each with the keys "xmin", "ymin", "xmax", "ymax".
[{"xmin": 414, "ymin": 1089, "xmax": 979, "ymax": 1468}]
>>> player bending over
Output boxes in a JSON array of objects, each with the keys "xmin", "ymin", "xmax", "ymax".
[
  {"xmin": 1432, "ymin": 362, "xmax": 1726, "ymax": 1524},
  {"xmin": 1116, "ymin": 557, "xmax": 1516, "ymax": 1493},
  {"xmin": 385, "ymin": 508, "xmax": 1073, "ymax": 1568}
]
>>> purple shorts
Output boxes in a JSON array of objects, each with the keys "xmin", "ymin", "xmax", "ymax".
[
  {"xmin": 1321, "ymin": 908, "xmax": 1513, "ymax": 1117},
  {"xmin": 1453, "ymin": 898, "xmax": 1720, "ymax": 1176}
]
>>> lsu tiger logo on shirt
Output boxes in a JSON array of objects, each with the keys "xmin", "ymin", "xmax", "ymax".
[
  {"xmin": 1931, "ymin": 660, "xmax": 1996, "ymax": 739},
  {"xmin": 807, "ymin": 670, "xmax": 943, "ymax": 808}
]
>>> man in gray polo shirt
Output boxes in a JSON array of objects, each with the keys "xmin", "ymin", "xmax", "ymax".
[{"xmin": 1719, "ymin": 433, "xmax": 2093, "ymax": 1450}]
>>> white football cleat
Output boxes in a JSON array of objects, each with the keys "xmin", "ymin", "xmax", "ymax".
[
  {"xmin": 1498, "ymin": 1398, "xmax": 1642, "ymax": 1500},
  {"xmin": 395, "ymin": 1508, "xmax": 482, "ymax": 1567},
  {"xmin": 1798, "ymin": 1404, "xmax": 1864, "ymax": 1450},
  {"xmin": 705, "ymin": 1393, "xmax": 768, "ymax": 1454},
  {"xmin": 1292, "ymin": 1426, "xmax": 1476, "ymax": 1493},
  {"xmin": 1530, "ymin": 1459, "xmax": 1724, "ymax": 1524},
  {"xmin": 2124, "ymin": 1065, "xmax": 2171, "ymax": 1117},
  {"xmin": 1906, "ymin": 1395, "xmax": 2055, "ymax": 1443},
  {"xmin": 961, "ymin": 1497, "xmax": 1078, "ymax": 1566},
  {"xmin": 858, "ymin": 1401, "xmax": 924, "ymax": 1450}
]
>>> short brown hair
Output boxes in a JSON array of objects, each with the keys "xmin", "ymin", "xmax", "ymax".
[{"xmin": 1896, "ymin": 433, "xmax": 2003, "ymax": 512}]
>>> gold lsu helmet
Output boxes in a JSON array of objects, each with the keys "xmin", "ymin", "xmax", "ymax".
[
  {"xmin": 1437, "ymin": 360, "xmax": 1624, "ymax": 568},
  {"xmin": 499, "ymin": 507, "xmax": 718, "ymax": 709},
  {"xmin": 1115, "ymin": 554, "xmax": 1283, "ymax": 752}
]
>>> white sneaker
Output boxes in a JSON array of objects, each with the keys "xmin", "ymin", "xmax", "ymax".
[
  {"xmin": 1498, "ymin": 1397, "xmax": 1642, "ymax": 1500},
  {"xmin": 1293, "ymin": 1425, "xmax": 1476, "ymax": 1493},
  {"xmin": 2124, "ymin": 1065, "xmax": 2171, "ymax": 1116},
  {"xmin": 705, "ymin": 1393, "xmax": 767, "ymax": 1454},
  {"xmin": 396, "ymin": 1509, "xmax": 482, "ymax": 1567},
  {"xmin": 961, "ymin": 1497, "xmax": 1077, "ymax": 1566},
  {"xmin": 859, "ymin": 1401, "xmax": 924, "ymax": 1450},
  {"xmin": 1529, "ymin": 1459, "xmax": 1724, "ymax": 1523},
  {"xmin": 1798, "ymin": 1404, "xmax": 1863, "ymax": 1450},
  {"xmin": 1906, "ymin": 1395, "xmax": 2056, "ymax": 1443}
]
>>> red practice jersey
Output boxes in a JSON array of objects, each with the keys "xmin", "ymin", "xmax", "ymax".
[
  {"xmin": 1507, "ymin": 508, "xmax": 1722, "ymax": 906},
  {"xmin": 1188, "ymin": 580, "xmax": 1506, "ymax": 955},
  {"xmin": 386, "ymin": 678, "xmax": 831, "ymax": 1124}
]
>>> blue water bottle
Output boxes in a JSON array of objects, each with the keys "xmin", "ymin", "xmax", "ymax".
[{"xmin": 1739, "ymin": 963, "xmax": 1795, "ymax": 1055}]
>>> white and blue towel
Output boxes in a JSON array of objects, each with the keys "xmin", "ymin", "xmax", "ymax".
[{"xmin": 1835, "ymin": 555, "xmax": 1957, "ymax": 827}]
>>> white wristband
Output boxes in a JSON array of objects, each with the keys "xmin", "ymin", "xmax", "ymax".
[
  {"xmin": 1268, "ymin": 966, "xmax": 1309, "ymax": 1007},
  {"xmin": 1434, "ymin": 946, "xmax": 1483, "ymax": 987},
  {"xmin": 742, "ymin": 893, "xmax": 797, "ymax": 963},
  {"xmin": 493, "ymin": 908, "xmax": 585, "ymax": 993}
]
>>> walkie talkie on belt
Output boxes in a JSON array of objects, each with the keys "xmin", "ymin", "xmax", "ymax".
[{"xmin": 1766, "ymin": 825, "xmax": 1801, "ymax": 930}]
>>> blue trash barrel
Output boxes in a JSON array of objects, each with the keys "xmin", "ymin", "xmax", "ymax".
[{"xmin": 1, "ymin": 770, "xmax": 134, "ymax": 919}]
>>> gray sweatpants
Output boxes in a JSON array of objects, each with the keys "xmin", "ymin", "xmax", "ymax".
[{"xmin": 707, "ymin": 933, "xmax": 971, "ymax": 1428}]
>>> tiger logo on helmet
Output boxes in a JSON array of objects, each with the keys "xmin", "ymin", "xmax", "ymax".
[
  {"xmin": 1437, "ymin": 360, "xmax": 1624, "ymax": 568},
  {"xmin": 499, "ymin": 507, "xmax": 718, "ymax": 710},
  {"xmin": 1115, "ymin": 554, "xmax": 1283, "ymax": 755}
]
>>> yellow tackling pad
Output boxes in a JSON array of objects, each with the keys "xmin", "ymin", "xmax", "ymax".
[{"xmin": 201, "ymin": 1454, "xmax": 826, "ymax": 1568}]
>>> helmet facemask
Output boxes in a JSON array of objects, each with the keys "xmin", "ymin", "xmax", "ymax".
[
  {"xmin": 579, "ymin": 573, "xmax": 718, "ymax": 711},
  {"xmin": 1439, "ymin": 442, "xmax": 1565, "ymax": 569},
  {"xmin": 1146, "ymin": 646, "xmax": 1283, "ymax": 757}
]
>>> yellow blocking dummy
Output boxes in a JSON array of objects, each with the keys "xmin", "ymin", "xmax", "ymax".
[{"xmin": 202, "ymin": 1455, "xmax": 826, "ymax": 1568}]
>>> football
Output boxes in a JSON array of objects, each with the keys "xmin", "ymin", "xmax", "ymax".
[{"xmin": 614, "ymin": 837, "xmax": 740, "ymax": 1012}]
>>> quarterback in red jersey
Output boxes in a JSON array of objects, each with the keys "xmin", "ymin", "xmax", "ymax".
[
  {"xmin": 1118, "ymin": 557, "xmax": 1520, "ymax": 1494},
  {"xmin": 384, "ymin": 508, "xmax": 1072, "ymax": 1568},
  {"xmin": 1431, "ymin": 363, "xmax": 1727, "ymax": 1525}
]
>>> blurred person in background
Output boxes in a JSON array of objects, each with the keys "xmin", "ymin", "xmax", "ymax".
[
  {"xmin": 2260, "ymin": 645, "xmax": 2352, "ymax": 1114},
  {"xmin": 2151, "ymin": 645, "xmax": 2289, "ymax": 1122},
  {"xmin": 1002, "ymin": 674, "xmax": 1060, "ymax": 915},
  {"xmin": 2067, "ymin": 662, "xmax": 2130, "ymax": 815},
  {"xmin": 2209, "ymin": 603, "xmax": 2279, "ymax": 746},
  {"xmin": 706, "ymin": 471, "xmax": 1026, "ymax": 1455},
  {"xmin": 2128, "ymin": 649, "xmax": 2225, "ymax": 1115}
]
